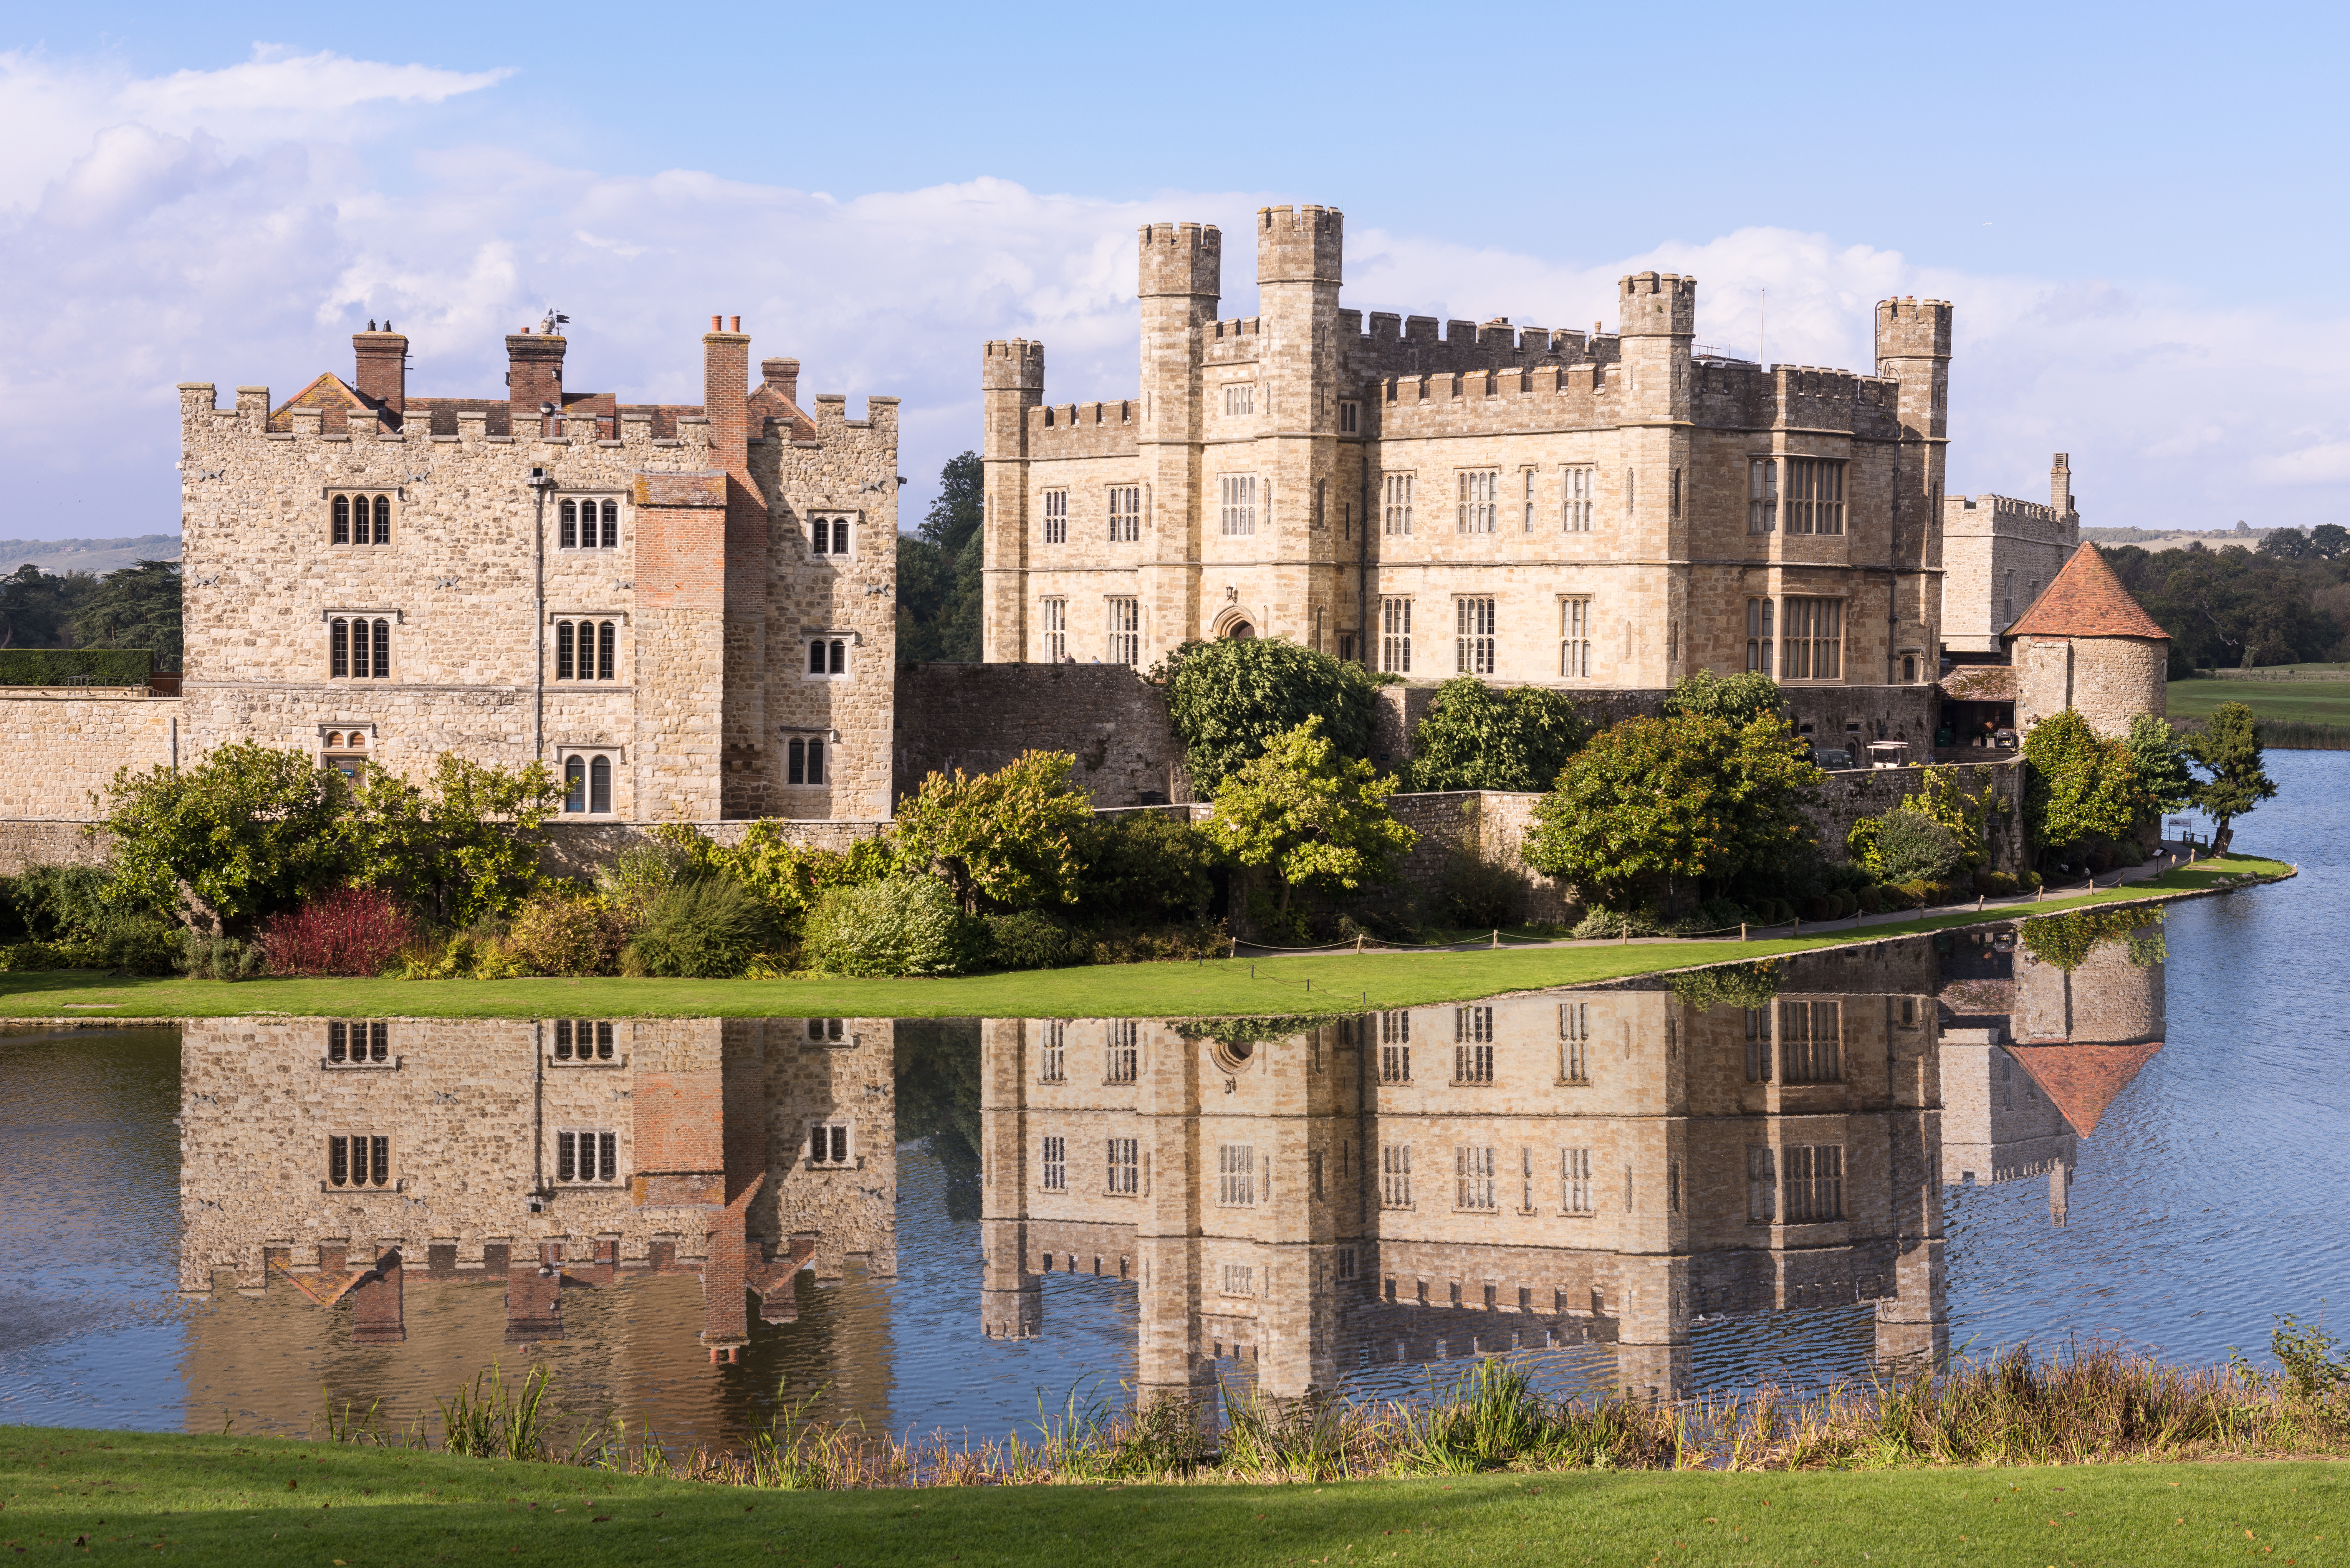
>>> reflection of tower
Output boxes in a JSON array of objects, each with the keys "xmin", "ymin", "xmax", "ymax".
[
  {"xmin": 2011, "ymin": 931, "xmax": 2165, "ymax": 1156},
  {"xmin": 978, "ymin": 1020, "xmax": 1042, "ymax": 1341}
]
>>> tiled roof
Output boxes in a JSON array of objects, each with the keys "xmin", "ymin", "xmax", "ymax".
[
  {"xmin": 1940, "ymin": 664, "xmax": 2016, "ymax": 702},
  {"xmin": 2006, "ymin": 543, "xmax": 2170, "ymax": 640},
  {"xmin": 2006, "ymin": 1040, "xmax": 2163, "ymax": 1137}
]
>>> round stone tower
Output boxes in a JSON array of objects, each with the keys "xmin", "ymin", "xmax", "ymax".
[{"xmin": 2007, "ymin": 543, "xmax": 2169, "ymax": 737}]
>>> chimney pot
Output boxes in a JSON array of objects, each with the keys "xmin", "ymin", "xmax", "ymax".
[
  {"xmin": 730, "ymin": 315, "xmax": 741, "ymax": 333},
  {"xmin": 711, "ymin": 314, "xmax": 722, "ymax": 331}
]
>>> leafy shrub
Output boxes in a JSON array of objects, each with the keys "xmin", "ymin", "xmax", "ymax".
[
  {"xmin": 253, "ymin": 887, "xmax": 415, "ymax": 977},
  {"xmin": 802, "ymin": 875, "xmax": 983, "ymax": 978},
  {"xmin": 896, "ymin": 751, "xmax": 1094, "ymax": 913},
  {"xmin": 1570, "ymin": 906, "xmax": 1660, "ymax": 939},
  {"xmin": 89, "ymin": 915, "xmax": 182, "ymax": 975},
  {"xmin": 1870, "ymin": 809, "xmax": 1966, "ymax": 883},
  {"xmin": 1160, "ymin": 637, "xmax": 1387, "ymax": 795},
  {"xmin": 1660, "ymin": 669, "xmax": 1783, "ymax": 728},
  {"xmin": 1969, "ymin": 871, "xmax": 2021, "ymax": 897},
  {"xmin": 594, "ymin": 843, "xmax": 686, "ymax": 927},
  {"xmin": 175, "ymin": 933, "xmax": 261, "ymax": 980},
  {"xmin": 0, "ymin": 941, "xmax": 69, "ymax": 972},
  {"xmin": 1441, "ymin": 853, "xmax": 1524, "ymax": 929},
  {"xmin": 1084, "ymin": 919, "xmax": 1229, "ymax": 964},
  {"xmin": 507, "ymin": 893, "xmax": 625, "ymax": 977},
  {"xmin": 1855, "ymin": 885, "xmax": 1883, "ymax": 915},
  {"xmin": 1405, "ymin": 677, "xmax": 1587, "ymax": 792},
  {"xmin": 624, "ymin": 877, "xmax": 773, "ymax": 979},
  {"xmin": 1081, "ymin": 812, "xmax": 1221, "ymax": 921},
  {"xmin": 982, "ymin": 910, "xmax": 1088, "ymax": 971},
  {"xmin": 393, "ymin": 926, "xmax": 530, "ymax": 981}
]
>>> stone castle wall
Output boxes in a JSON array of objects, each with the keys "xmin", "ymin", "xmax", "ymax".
[
  {"xmin": 892, "ymin": 662, "xmax": 1192, "ymax": 807},
  {"xmin": 0, "ymin": 691, "xmax": 179, "ymax": 859}
]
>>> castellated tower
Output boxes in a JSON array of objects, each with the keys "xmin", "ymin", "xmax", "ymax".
[
  {"xmin": 980, "ymin": 339, "xmax": 1047, "ymax": 664},
  {"xmin": 970, "ymin": 198, "xmax": 1962, "ymax": 713},
  {"xmin": 1875, "ymin": 296, "xmax": 1953, "ymax": 683}
]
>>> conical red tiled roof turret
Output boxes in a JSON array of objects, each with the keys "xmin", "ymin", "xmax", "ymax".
[{"xmin": 2006, "ymin": 543, "xmax": 2170, "ymax": 640}]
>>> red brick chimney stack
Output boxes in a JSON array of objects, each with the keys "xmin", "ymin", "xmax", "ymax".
[
  {"xmin": 352, "ymin": 326, "xmax": 407, "ymax": 419},
  {"xmin": 703, "ymin": 314, "xmax": 751, "ymax": 482},
  {"xmin": 761, "ymin": 357, "xmax": 801, "ymax": 402},
  {"xmin": 506, "ymin": 326, "xmax": 566, "ymax": 437}
]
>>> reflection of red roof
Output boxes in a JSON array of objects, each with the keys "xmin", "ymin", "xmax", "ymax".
[
  {"xmin": 2007, "ymin": 1042, "xmax": 2163, "ymax": 1136},
  {"xmin": 2007, "ymin": 544, "xmax": 2170, "ymax": 640}
]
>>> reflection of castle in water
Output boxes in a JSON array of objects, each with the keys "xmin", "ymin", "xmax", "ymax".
[
  {"xmin": 980, "ymin": 949, "xmax": 1950, "ymax": 1405},
  {"xmin": 177, "ymin": 1018, "xmax": 895, "ymax": 1355},
  {"xmin": 171, "ymin": 915, "xmax": 2164, "ymax": 1421},
  {"xmin": 1935, "ymin": 922, "xmax": 2165, "ymax": 1225}
]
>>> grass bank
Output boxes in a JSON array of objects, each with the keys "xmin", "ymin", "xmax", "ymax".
[
  {"xmin": 0, "ymin": 855, "xmax": 2289, "ymax": 1022},
  {"xmin": 2169, "ymin": 673, "xmax": 2350, "ymax": 742},
  {"xmin": 1, "ymin": 1422, "xmax": 2342, "ymax": 1567}
]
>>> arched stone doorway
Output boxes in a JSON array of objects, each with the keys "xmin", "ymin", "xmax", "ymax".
[{"xmin": 1224, "ymin": 622, "xmax": 1255, "ymax": 640}]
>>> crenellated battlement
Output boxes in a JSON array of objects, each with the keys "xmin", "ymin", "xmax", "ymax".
[
  {"xmin": 1619, "ymin": 272, "xmax": 1697, "ymax": 337},
  {"xmin": 1026, "ymin": 398, "xmax": 1140, "ymax": 458},
  {"xmin": 982, "ymin": 338, "xmax": 1048, "ymax": 391},
  {"xmin": 1138, "ymin": 222, "xmax": 1223, "ymax": 300},
  {"xmin": 1256, "ymin": 203, "xmax": 1343, "ymax": 284},
  {"xmin": 1875, "ymin": 296, "xmax": 1953, "ymax": 358}
]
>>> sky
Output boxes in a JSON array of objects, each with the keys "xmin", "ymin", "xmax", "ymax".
[{"xmin": 2, "ymin": 1, "xmax": 2344, "ymax": 539}]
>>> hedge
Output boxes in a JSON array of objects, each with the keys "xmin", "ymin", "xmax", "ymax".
[{"xmin": 0, "ymin": 648, "xmax": 154, "ymax": 686}]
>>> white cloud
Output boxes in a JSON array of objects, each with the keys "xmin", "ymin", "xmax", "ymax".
[{"xmin": 3, "ymin": 48, "xmax": 2350, "ymax": 539}]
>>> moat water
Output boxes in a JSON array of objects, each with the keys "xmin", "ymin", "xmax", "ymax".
[{"xmin": 2, "ymin": 751, "xmax": 2343, "ymax": 1448}]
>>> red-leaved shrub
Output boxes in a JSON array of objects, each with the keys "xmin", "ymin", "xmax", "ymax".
[{"xmin": 254, "ymin": 887, "xmax": 415, "ymax": 977}]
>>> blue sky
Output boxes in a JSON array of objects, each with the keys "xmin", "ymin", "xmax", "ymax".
[{"xmin": 3, "ymin": 1, "xmax": 2342, "ymax": 537}]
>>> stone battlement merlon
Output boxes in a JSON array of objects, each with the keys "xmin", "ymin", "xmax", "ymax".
[
  {"xmin": 1137, "ymin": 222, "xmax": 1223, "ymax": 299},
  {"xmin": 1256, "ymin": 203, "xmax": 1343, "ymax": 284},
  {"xmin": 1369, "ymin": 354, "xmax": 1901, "ymax": 438}
]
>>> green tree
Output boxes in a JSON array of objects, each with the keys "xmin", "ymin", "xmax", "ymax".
[
  {"xmin": 2126, "ymin": 713, "xmax": 2198, "ymax": 817},
  {"xmin": 343, "ymin": 754, "xmax": 564, "ymax": 926},
  {"xmin": 1405, "ymin": 677, "xmax": 1587, "ymax": 792},
  {"xmin": 0, "ymin": 563, "xmax": 94, "ymax": 651},
  {"xmin": 2182, "ymin": 700, "xmax": 2276, "ymax": 854},
  {"xmin": 894, "ymin": 750, "xmax": 1096, "ymax": 912},
  {"xmin": 72, "ymin": 559, "xmax": 183, "ymax": 670},
  {"xmin": 98, "ymin": 742, "xmax": 350, "ymax": 931},
  {"xmin": 896, "ymin": 452, "xmax": 984, "ymax": 664},
  {"xmin": 1163, "ymin": 637, "xmax": 1386, "ymax": 795},
  {"xmin": 1660, "ymin": 668, "xmax": 1784, "ymax": 729},
  {"xmin": 2019, "ymin": 709, "xmax": 2143, "ymax": 859},
  {"xmin": 1078, "ymin": 810, "xmax": 1221, "ymax": 920},
  {"xmin": 1522, "ymin": 712, "xmax": 1825, "ymax": 906},
  {"xmin": 1202, "ymin": 717, "xmax": 1416, "ymax": 924}
]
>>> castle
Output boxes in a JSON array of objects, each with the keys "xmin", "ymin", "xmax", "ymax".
[
  {"xmin": 0, "ymin": 204, "xmax": 2166, "ymax": 861},
  {"xmin": 982, "ymin": 205, "xmax": 1950, "ymax": 690}
]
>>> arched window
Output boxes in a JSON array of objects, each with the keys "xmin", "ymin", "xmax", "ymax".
[
  {"xmin": 556, "ymin": 620, "xmax": 575, "ymax": 680},
  {"xmin": 373, "ymin": 495, "xmax": 391, "ymax": 544},
  {"xmin": 560, "ymin": 499, "xmax": 578, "ymax": 550},
  {"xmin": 564, "ymin": 755, "xmax": 586, "ymax": 811},
  {"xmin": 371, "ymin": 618, "xmax": 390, "ymax": 678},
  {"xmin": 807, "ymin": 738, "xmax": 825, "ymax": 783},
  {"xmin": 596, "ymin": 620, "xmax": 616, "ymax": 680},
  {"xmin": 1902, "ymin": 654, "xmax": 1917, "ymax": 682},
  {"xmin": 599, "ymin": 500, "xmax": 618, "ymax": 548},
  {"xmin": 589, "ymin": 754, "xmax": 611, "ymax": 813},
  {"xmin": 808, "ymin": 640, "xmax": 826, "ymax": 675},
  {"xmin": 828, "ymin": 639, "xmax": 846, "ymax": 675},
  {"xmin": 333, "ymin": 495, "xmax": 350, "ymax": 544},
  {"xmin": 331, "ymin": 619, "xmax": 349, "ymax": 678}
]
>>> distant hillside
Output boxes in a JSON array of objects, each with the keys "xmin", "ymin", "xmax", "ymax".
[
  {"xmin": 0, "ymin": 535, "xmax": 180, "ymax": 577},
  {"xmin": 2082, "ymin": 524, "xmax": 2272, "ymax": 547}
]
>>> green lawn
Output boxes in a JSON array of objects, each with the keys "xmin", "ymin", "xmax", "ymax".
[
  {"xmin": 0, "ymin": 856, "xmax": 2288, "ymax": 1022},
  {"xmin": 1, "ymin": 1426, "xmax": 2342, "ymax": 1567},
  {"xmin": 2168, "ymin": 674, "xmax": 2350, "ymax": 725}
]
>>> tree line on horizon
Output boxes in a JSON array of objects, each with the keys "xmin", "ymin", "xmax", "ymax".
[{"xmin": 0, "ymin": 558, "xmax": 184, "ymax": 670}]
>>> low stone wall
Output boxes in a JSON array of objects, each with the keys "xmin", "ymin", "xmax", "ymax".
[
  {"xmin": 893, "ymin": 663, "xmax": 1191, "ymax": 808},
  {"xmin": 536, "ymin": 818, "xmax": 890, "ymax": 881}
]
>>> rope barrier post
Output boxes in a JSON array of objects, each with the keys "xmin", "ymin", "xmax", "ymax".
[
  {"xmin": 1620, "ymin": 919, "xmax": 1629, "ymax": 946},
  {"xmin": 1491, "ymin": 928, "xmax": 1499, "ymax": 950},
  {"xmin": 1740, "ymin": 921, "xmax": 1748, "ymax": 942},
  {"xmin": 1792, "ymin": 915, "xmax": 1800, "ymax": 938}
]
